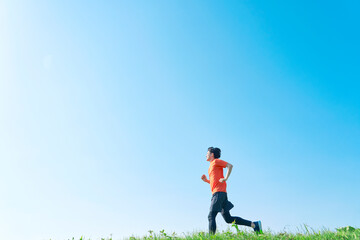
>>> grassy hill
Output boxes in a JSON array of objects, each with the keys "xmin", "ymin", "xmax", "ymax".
[{"xmin": 68, "ymin": 225, "xmax": 360, "ymax": 240}]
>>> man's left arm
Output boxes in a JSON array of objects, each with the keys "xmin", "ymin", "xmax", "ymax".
[{"xmin": 220, "ymin": 163, "xmax": 233, "ymax": 182}]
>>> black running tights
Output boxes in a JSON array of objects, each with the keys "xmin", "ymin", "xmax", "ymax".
[{"xmin": 208, "ymin": 210, "xmax": 252, "ymax": 234}]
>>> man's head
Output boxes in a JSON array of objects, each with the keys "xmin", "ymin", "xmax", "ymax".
[{"xmin": 206, "ymin": 147, "xmax": 221, "ymax": 161}]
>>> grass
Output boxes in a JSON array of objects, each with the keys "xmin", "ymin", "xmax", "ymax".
[{"xmin": 66, "ymin": 225, "xmax": 360, "ymax": 240}]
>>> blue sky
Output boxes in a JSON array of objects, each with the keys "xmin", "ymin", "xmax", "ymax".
[{"xmin": 1, "ymin": 1, "xmax": 359, "ymax": 240}]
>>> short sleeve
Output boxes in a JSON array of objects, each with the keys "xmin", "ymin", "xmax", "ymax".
[{"xmin": 214, "ymin": 159, "xmax": 228, "ymax": 168}]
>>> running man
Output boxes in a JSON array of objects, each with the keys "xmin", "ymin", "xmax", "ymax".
[{"xmin": 201, "ymin": 147, "xmax": 262, "ymax": 235}]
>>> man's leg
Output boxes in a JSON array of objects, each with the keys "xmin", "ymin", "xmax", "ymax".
[
  {"xmin": 208, "ymin": 211, "xmax": 219, "ymax": 234},
  {"xmin": 221, "ymin": 210, "xmax": 252, "ymax": 227}
]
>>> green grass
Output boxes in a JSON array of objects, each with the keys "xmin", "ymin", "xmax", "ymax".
[{"xmin": 67, "ymin": 225, "xmax": 360, "ymax": 240}]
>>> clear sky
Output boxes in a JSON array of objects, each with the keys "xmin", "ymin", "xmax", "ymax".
[{"xmin": 1, "ymin": 1, "xmax": 359, "ymax": 240}]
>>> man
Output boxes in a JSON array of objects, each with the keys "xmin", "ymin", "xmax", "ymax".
[{"xmin": 201, "ymin": 147, "xmax": 262, "ymax": 235}]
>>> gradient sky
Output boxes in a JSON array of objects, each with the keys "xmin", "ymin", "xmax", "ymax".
[{"xmin": 1, "ymin": 1, "xmax": 359, "ymax": 240}]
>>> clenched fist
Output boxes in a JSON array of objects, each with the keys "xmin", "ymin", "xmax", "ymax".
[
  {"xmin": 219, "ymin": 178, "xmax": 227, "ymax": 183},
  {"xmin": 201, "ymin": 174, "xmax": 208, "ymax": 182}
]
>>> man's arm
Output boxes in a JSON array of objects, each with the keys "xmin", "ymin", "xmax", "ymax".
[
  {"xmin": 201, "ymin": 174, "xmax": 210, "ymax": 184},
  {"xmin": 220, "ymin": 163, "xmax": 233, "ymax": 182}
]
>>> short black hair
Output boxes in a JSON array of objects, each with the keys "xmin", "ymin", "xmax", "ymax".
[{"xmin": 208, "ymin": 147, "xmax": 221, "ymax": 159}]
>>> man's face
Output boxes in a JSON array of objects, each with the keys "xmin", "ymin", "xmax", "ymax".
[{"xmin": 206, "ymin": 151, "xmax": 213, "ymax": 161}]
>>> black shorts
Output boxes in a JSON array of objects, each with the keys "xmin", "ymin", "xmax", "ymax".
[{"xmin": 209, "ymin": 192, "xmax": 234, "ymax": 213}]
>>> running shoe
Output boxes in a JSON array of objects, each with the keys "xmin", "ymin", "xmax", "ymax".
[{"xmin": 254, "ymin": 221, "xmax": 262, "ymax": 234}]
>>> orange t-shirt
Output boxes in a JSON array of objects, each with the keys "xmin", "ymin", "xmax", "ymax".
[{"xmin": 208, "ymin": 159, "xmax": 228, "ymax": 194}]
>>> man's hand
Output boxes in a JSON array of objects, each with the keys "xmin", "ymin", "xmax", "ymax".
[
  {"xmin": 201, "ymin": 174, "xmax": 208, "ymax": 182},
  {"xmin": 219, "ymin": 178, "xmax": 227, "ymax": 183}
]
